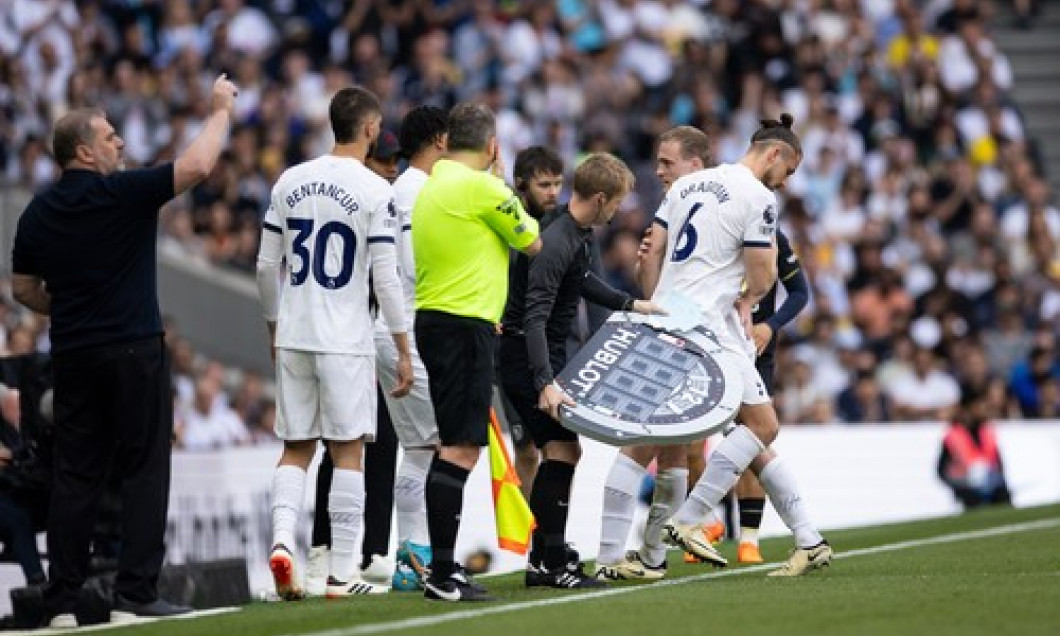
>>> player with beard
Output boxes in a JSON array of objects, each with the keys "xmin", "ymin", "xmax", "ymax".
[
  {"xmin": 514, "ymin": 146, "xmax": 565, "ymax": 224},
  {"xmin": 647, "ymin": 115, "xmax": 832, "ymax": 577},
  {"xmin": 497, "ymin": 146, "xmax": 565, "ymax": 496},
  {"xmin": 681, "ymin": 227, "xmax": 809, "ymax": 565}
]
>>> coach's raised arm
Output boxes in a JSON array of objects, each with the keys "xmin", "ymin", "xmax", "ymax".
[
  {"xmin": 174, "ymin": 74, "xmax": 240, "ymax": 193},
  {"xmin": 8, "ymin": 75, "xmax": 238, "ymax": 628}
]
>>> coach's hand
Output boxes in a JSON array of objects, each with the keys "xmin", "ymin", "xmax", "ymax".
[
  {"xmin": 392, "ymin": 353, "xmax": 413, "ymax": 398},
  {"xmin": 752, "ymin": 323, "xmax": 773, "ymax": 355},
  {"xmin": 211, "ymin": 73, "xmax": 239, "ymax": 115},
  {"xmin": 539, "ymin": 383, "xmax": 574, "ymax": 421}
]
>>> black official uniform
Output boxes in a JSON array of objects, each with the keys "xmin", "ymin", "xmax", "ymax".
[
  {"xmin": 12, "ymin": 165, "xmax": 176, "ymax": 615},
  {"xmin": 753, "ymin": 229, "xmax": 809, "ymax": 392},
  {"xmin": 498, "ymin": 206, "xmax": 634, "ymax": 446}
]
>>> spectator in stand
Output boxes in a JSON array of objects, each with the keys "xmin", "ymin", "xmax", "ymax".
[
  {"xmin": 837, "ymin": 370, "xmax": 891, "ymax": 424},
  {"xmin": 937, "ymin": 9, "xmax": 1013, "ymax": 97},
  {"xmin": 889, "ymin": 340, "xmax": 961, "ymax": 422},
  {"xmin": 886, "ymin": 5, "xmax": 939, "ymax": 71},
  {"xmin": 982, "ymin": 303, "xmax": 1034, "ymax": 377},
  {"xmin": 1009, "ymin": 333, "xmax": 1060, "ymax": 417},
  {"xmin": 176, "ymin": 375, "xmax": 250, "ymax": 451}
]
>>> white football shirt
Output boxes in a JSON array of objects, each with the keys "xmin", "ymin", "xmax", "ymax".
[
  {"xmin": 262, "ymin": 155, "xmax": 397, "ymax": 354},
  {"xmin": 653, "ymin": 163, "xmax": 778, "ymax": 338},
  {"xmin": 376, "ymin": 165, "xmax": 428, "ymax": 333}
]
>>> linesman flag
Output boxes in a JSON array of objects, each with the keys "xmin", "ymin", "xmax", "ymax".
[{"xmin": 488, "ymin": 409, "xmax": 536, "ymax": 554}]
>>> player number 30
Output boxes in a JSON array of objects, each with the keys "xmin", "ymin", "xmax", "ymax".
[{"xmin": 286, "ymin": 218, "xmax": 356, "ymax": 290}]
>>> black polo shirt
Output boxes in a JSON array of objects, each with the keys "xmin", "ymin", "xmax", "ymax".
[{"xmin": 11, "ymin": 164, "xmax": 175, "ymax": 354}]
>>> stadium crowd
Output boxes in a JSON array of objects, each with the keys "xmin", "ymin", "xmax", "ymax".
[{"xmin": 0, "ymin": 0, "xmax": 1058, "ymax": 444}]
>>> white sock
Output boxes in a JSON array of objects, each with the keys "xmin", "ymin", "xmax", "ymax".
[
  {"xmin": 757, "ymin": 456, "xmax": 823, "ymax": 548},
  {"xmin": 395, "ymin": 448, "xmax": 432, "ymax": 546},
  {"xmin": 741, "ymin": 527, "xmax": 760, "ymax": 546},
  {"xmin": 328, "ymin": 468, "xmax": 365, "ymax": 582},
  {"xmin": 641, "ymin": 467, "xmax": 688, "ymax": 567},
  {"xmin": 271, "ymin": 464, "xmax": 306, "ymax": 550},
  {"xmin": 675, "ymin": 425, "xmax": 763, "ymax": 525},
  {"xmin": 597, "ymin": 452, "xmax": 647, "ymax": 565}
]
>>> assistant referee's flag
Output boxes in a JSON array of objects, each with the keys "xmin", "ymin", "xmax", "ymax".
[{"xmin": 488, "ymin": 408, "xmax": 536, "ymax": 554}]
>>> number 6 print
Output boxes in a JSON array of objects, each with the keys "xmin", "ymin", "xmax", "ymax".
[{"xmin": 671, "ymin": 202, "xmax": 702, "ymax": 263}]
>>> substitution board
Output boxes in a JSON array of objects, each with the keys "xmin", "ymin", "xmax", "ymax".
[{"xmin": 555, "ymin": 314, "xmax": 743, "ymax": 446}]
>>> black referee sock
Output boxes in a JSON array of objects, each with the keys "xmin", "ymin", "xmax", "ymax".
[
  {"xmin": 528, "ymin": 460, "xmax": 576, "ymax": 571},
  {"xmin": 425, "ymin": 455, "xmax": 470, "ymax": 581},
  {"xmin": 311, "ymin": 446, "xmax": 333, "ymax": 548},
  {"xmin": 739, "ymin": 497, "xmax": 766, "ymax": 531}
]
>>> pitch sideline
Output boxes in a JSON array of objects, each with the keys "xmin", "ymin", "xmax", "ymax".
[{"xmin": 285, "ymin": 517, "xmax": 1060, "ymax": 636}]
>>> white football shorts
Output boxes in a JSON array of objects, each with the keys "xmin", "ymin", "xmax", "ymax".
[
  {"xmin": 713, "ymin": 311, "xmax": 771, "ymax": 407},
  {"xmin": 375, "ymin": 334, "xmax": 439, "ymax": 448},
  {"xmin": 274, "ymin": 349, "xmax": 377, "ymax": 442}
]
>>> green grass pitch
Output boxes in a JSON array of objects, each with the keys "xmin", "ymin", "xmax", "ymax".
[{"xmin": 42, "ymin": 504, "xmax": 1060, "ymax": 636}]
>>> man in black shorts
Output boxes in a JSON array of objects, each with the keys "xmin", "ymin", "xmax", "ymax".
[
  {"xmin": 500, "ymin": 146, "xmax": 565, "ymax": 497},
  {"xmin": 11, "ymin": 75, "xmax": 238, "ymax": 626},
  {"xmin": 498, "ymin": 153, "xmax": 663, "ymax": 588},
  {"xmin": 411, "ymin": 102, "xmax": 541, "ymax": 602}
]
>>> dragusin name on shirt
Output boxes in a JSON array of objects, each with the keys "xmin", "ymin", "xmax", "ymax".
[{"xmin": 679, "ymin": 180, "xmax": 730, "ymax": 203}]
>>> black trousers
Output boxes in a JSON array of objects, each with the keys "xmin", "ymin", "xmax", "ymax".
[
  {"xmin": 45, "ymin": 337, "xmax": 172, "ymax": 614},
  {"xmin": 312, "ymin": 384, "xmax": 398, "ymax": 561}
]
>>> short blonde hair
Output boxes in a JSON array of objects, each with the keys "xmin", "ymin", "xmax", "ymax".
[
  {"xmin": 573, "ymin": 153, "xmax": 635, "ymax": 201},
  {"xmin": 659, "ymin": 126, "xmax": 711, "ymax": 166}
]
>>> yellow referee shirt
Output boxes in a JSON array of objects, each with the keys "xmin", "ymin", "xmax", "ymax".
[{"xmin": 412, "ymin": 159, "xmax": 539, "ymax": 323}]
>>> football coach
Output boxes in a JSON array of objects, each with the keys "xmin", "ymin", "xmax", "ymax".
[{"xmin": 11, "ymin": 74, "xmax": 238, "ymax": 627}]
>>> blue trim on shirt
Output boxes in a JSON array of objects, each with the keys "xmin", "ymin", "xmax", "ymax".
[
  {"xmin": 653, "ymin": 217, "xmax": 668, "ymax": 229},
  {"xmin": 401, "ymin": 224, "xmax": 412, "ymax": 232},
  {"xmin": 743, "ymin": 240, "xmax": 772, "ymax": 248},
  {"xmin": 263, "ymin": 221, "xmax": 282, "ymax": 234},
  {"xmin": 368, "ymin": 236, "xmax": 396, "ymax": 244}
]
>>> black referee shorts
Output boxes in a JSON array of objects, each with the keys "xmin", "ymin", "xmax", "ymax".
[
  {"xmin": 497, "ymin": 334, "xmax": 577, "ymax": 449},
  {"xmin": 492, "ymin": 381, "xmax": 533, "ymax": 449},
  {"xmin": 415, "ymin": 310, "xmax": 495, "ymax": 447}
]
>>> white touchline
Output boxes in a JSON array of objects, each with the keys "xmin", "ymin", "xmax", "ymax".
[
  {"xmin": 281, "ymin": 517, "xmax": 1060, "ymax": 636},
  {"xmin": 6, "ymin": 607, "xmax": 242, "ymax": 636}
]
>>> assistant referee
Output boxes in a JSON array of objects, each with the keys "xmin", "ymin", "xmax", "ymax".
[{"xmin": 412, "ymin": 102, "xmax": 541, "ymax": 602}]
